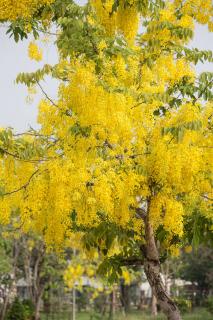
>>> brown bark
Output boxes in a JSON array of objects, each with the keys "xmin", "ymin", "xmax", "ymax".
[
  {"xmin": 0, "ymin": 295, "xmax": 9, "ymax": 320},
  {"xmin": 120, "ymin": 282, "xmax": 130, "ymax": 314},
  {"xmin": 34, "ymin": 288, "xmax": 44, "ymax": 320},
  {"xmin": 161, "ymin": 260, "xmax": 171, "ymax": 294},
  {"xmin": 22, "ymin": 239, "xmax": 46, "ymax": 320},
  {"xmin": 109, "ymin": 287, "xmax": 116, "ymax": 319},
  {"xmin": 22, "ymin": 237, "xmax": 34, "ymax": 300},
  {"xmin": 151, "ymin": 290, "xmax": 158, "ymax": 316},
  {"xmin": 142, "ymin": 206, "xmax": 182, "ymax": 320}
]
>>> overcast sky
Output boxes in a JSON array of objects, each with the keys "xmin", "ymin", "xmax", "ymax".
[{"xmin": 0, "ymin": 13, "xmax": 213, "ymax": 132}]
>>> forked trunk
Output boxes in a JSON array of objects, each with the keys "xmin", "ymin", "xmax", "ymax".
[{"xmin": 142, "ymin": 211, "xmax": 181, "ymax": 320}]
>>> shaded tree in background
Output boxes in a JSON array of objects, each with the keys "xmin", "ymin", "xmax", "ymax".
[{"xmin": 180, "ymin": 246, "xmax": 213, "ymax": 302}]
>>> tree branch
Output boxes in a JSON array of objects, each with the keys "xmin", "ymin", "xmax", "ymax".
[
  {"xmin": 36, "ymin": 81, "xmax": 59, "ymax": 108},
  {"xmin": 2, "ymin": 170, "xmax": 39, "ymax": 196},
  {"xmin": 130, "ymin": 205, "xmax": 147, "ymax": 221},
  {"xmin": 120, "ymin": 257, "xmax": 144, "ymax": 266},
  {"xmin": 202, "ymin": 194, "xmax": 213, "ymax": 201},
  {"xmin": 37, "ymin": 81, "xmax": 72, "ymax": 117},
  {"xmin": 0, "ymin": 146, "xmax": 59, "ymax": 163}
]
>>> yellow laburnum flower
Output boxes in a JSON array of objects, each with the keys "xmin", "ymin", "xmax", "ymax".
[
  {"xmin": 184, "ymin": 245, "xmax": 193, "ymax": 253},
  {"xmin": 91, "ymin": 0, "xmax": 139, "ymax": 43},
  {"xmin": 117, "ymin": 1, "xmax": 139, "ymax": 44},
  {"xmin": 122, "ymin": 269, "xmax": 131, "ymax": 285},
  {"xmin": 28, "ymin": 42, "xmax": 43, "ymax": 62},
  {"xmin": 98, "ymin": 40, "xmax": 107, "ymax": 52},
  {"xmin": 170, "ymin": 245, "xmax": 180, "ymax": 257},
  {"xmin": 64, "ymin": 264, "xmax": 85, "ymax": 289},
  {"xmin": 208, "ymin": 20, "xmax": 213, "ymax": 32},
  {"xmin": 0, "ymin": 0, "xmax": 53, "ymax": 21}
]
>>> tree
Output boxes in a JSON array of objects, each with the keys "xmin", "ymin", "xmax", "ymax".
[
  {"xmin": 0, "ymin": 232, "xmax": 20, "ymax": 320},
  {"xmin": 0, "ymin": 227, "xmax": 65, "ymax": 320},
  {"xmin": 17, "ymin": 234, "xmax": 67, "ymax": 320},
  {"xmin": 18, "ymin": 237, "xmax": 57, "ymax": 320},
  {"xmin": 180, "ymin": 246, "xmax": 213, "ymax": 299},
  {"xmin": 0, "ymin": 1, "xmax": 213, "ymax": 319}
]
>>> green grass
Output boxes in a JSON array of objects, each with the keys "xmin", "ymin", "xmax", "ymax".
[{"xmin": 41, "ymin": 308, "xmax": 212, "ymax": 320}]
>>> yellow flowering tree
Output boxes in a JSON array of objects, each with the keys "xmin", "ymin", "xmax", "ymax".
[{"xmin": 0, "ymin": 1, "xmax": 213, "ymax": 319}]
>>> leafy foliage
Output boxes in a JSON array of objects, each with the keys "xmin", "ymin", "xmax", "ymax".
[{"xmin": 6, "ymin": 298, "xmax": 26, "ymax": 320}]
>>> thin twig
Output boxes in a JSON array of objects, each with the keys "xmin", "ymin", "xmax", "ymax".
[
  {"xmin": 0, "ymin": 147, "xmax": 58, "ymax": 163},
  {"xmin": 34, "ymin": 27, "xmax": 58, "ymax": 36},
  {"xmin": 197, "ymin": 146, "xmax": 213, "ymax": 149},
  {"xmin": 202, "ymin": 195, "xmax": 213, "ymax": 201},
  {"xmin": 36, "ymin": 81, "xmax": 59, "ymax": 108},
  {"xmin": 2, "ymin": 170, "xmax": 39, "ymax": 196},
  {"xmin": 36, "ymin": 81, "xmax": 72, "ymax": 117},
  {"xmin": 120, "ymin": 258, "xmax": 144, "ymax": 266}
]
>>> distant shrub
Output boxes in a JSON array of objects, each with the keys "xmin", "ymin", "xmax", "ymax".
[
  {"xmin": 22, "ymin": 299, "xmax": 35, "ymax": 319},
  {"xmin": 6, "ymin": 298, "xmax": 26, "ymax": 320},
  {"xmin": 205, "ymin": 296, "xmax": 213, "ymax": 314},
  {"xmin": 7, "ymin": 298, "xmax": 35, "ymax": 320},
  {"xmin": 174, "ymin": 297, "xmax": 192, "ymax": 313}
]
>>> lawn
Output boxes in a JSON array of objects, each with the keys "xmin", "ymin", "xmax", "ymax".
[{"xmin": 41, "ymin": 308, "xmax": 212, "ymax": 320}]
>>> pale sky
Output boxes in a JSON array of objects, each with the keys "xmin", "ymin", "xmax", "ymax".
[{"xmin": 0, "ymin": 13, "xmax": 212, "ymax": 132}]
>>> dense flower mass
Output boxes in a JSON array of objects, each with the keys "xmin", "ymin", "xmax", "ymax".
[
  {"xmin": 91, "ymin": 0, "xmax": 139, "ymax": 43},
  {"xmin": 0, "ymin": 0, "xmax": 212, "ymax": 254},
  {"xmin": 181, "ymin": 0, "xmax": 213, "ymax": 30},
  {"xmin": 0, "ymin": 0, "xmax": 53, "ymax": 21},
  {"xmin": 28, "ymin": 42, "xmax": 43, "ymax": 61}
]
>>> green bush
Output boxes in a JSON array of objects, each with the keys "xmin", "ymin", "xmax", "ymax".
[
  {"xmin": 6, "ymin": 298, "xmax": 26, "ymax": 320},
  {"xmin": 174, "ymin": 297, "xmax": 192, "ymax": 313},
  {"xmin": 22, "ymin": 299, "xmax": 35, "ymax": 319},
  {"xmin": 7, "ymin": 298, "xmax": 35, "ymax": 320},
  {"xmin": 205, "ymin": 296, "xmax": 213, "ymax": 314}
]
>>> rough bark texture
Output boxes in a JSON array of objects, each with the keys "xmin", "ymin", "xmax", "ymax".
[
  {"xmin": 151, "ymin": 290, "xmax": 158, "ymax": 316},
  {"xmin": 142, "ymin": 208, "xmax": 182, "ymax": 320},
  {"xmin": 34, "ymin": 290, "xmax": 44, "ymax": 320},
  {"xmin": 22, "ymin": 239, "xmax": 46, "ymax": 320}
]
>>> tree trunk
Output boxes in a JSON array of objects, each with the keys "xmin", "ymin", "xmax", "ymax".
[
  {"xmin": 142, "ymin": 209, "xmax": 181, "ymax": 320},
  {"xmin": 34, "ymin": 292, "xmax": 43, "ymax": 320},
  {"xmin": 151, "ymin": 290, "xmax": 158, "ymax": 316},
  {"xmin": 109, "ymin": 287, "xmax": 116, "ymax": 319},
  {"xmin": 120, "ymin": 281, "xmax": 130, "ymax": 314},
  {"xmin": 0, "ymin": 295, "xmax": 9, "ymax": 320}
]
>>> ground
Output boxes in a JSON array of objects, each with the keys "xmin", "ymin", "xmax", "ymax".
[{"xmin": 41, "ymin": 308, "xmax": 212, "ymax": 320}]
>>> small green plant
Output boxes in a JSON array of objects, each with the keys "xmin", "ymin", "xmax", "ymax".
[
  {"xmin": 205, "ymin": 296, "xmax": 213, "ymax": 314},
  {"xmin": 22, "ymin": 299, "xmax": 35, "ymax": 319},
  {"xmin": 6, "ymin": 298, "xmax": 26, "ymax": 320},
  {"xmin": 173, "ymin": 297, "xmax": 192, "ymax": 313}
]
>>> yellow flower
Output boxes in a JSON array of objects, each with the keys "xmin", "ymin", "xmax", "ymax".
[
  {"xmin": 184, "ymin": 245, "xmax": 193, "ymax": 253},
  {"xmin": 28, "ymin": 42, "xmax": 43, "ymax": 62},
  {"xmin": 0, "ymin": 0, "xmax": 53, "ymax": 21}
]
